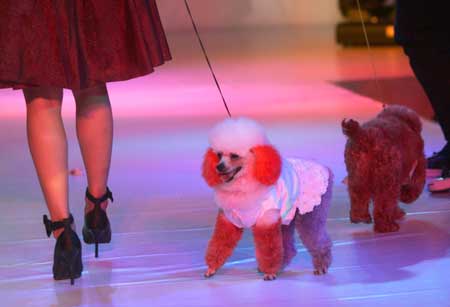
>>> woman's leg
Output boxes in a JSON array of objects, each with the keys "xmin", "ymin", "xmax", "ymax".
[
  {"xmin": 24, "ymin": 87, "xmax": 68, "ymax": 237},
  {"xmin": 72, "ymin": 84, "xmax": 113, "ymax": 208}
]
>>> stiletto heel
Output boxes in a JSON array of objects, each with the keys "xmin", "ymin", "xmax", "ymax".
[
  {"xmin": 82, "ymin": 187, "xmax": 113, "ymax": 258},
  {"xmin": 43, "ymin": 214, "xmax": 83, "ymax": 284}
]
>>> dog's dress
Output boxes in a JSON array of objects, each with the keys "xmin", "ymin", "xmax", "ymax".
[{"xmin": 219, "ymin": 158, "xmax": 330, "ymax": 228}]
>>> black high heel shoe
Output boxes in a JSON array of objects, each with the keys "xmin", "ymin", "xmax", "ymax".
[
  {"xmin": 43, "ymin": 214, "xmax": 83, "ymax": 285},
  {"xmin": 82, "ymin": 187, "xmax": 113, "ymax": 258}
]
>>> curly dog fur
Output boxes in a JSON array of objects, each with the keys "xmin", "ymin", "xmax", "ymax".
[
  {"xmin": 205, "ymin": 211, "xmax": 243, "ymax": 277},
  {"xmin": 342, "ymin": 105, "xmax": 426, "ymax": 233},
  {"xmin": 252, "ymin": 219, "xmax": 284, "ymax": 280},
  {"xmin": 202, "ymin": 117, "xmax": 333, "ymax": 280}
]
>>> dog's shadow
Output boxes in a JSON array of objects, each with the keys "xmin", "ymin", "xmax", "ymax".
[{"xmin": 328, "ymin": 219, "xmax": 450, "ymax": 285}]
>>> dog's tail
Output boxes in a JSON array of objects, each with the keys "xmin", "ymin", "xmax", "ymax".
[
  {"xmin": 341, "ymin": 118, "xmax": 361, "ymax": 138},
  {"xmin": 341, "ymin": 119, "xmax": 369, "ymax": 150}
]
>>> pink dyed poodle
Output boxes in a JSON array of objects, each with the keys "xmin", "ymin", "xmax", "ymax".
[{"xmin": 201, "ymin": 117, "xmax": 333, "ymax": 280}]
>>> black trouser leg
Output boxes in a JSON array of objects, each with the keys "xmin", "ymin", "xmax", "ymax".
[{"xmin": 403, "ymin": 46, "xmax": 450, "ymax": 143}]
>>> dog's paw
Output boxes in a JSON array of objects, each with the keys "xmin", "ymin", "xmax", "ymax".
[
  {"xmin": 204, "ymin": 268, "xmax": 216, "ymax": 278},
  {"xmin": 314, "ymin": 268, "xmax": 328, "ymax": 275},
  {"xmin": 263, "ymin": 273, "xmax": 277, "ymax": 281},
  {"xmin": 374, "ymin": 221, "xmax": 400, "ymax": 233},
  {"xmin": 350, "ymin": 212, "xmax": 372, "ymax": 224},
  {"xmin": 312, "ymin": 249, "xmax": 332, "ymax": 276},
  {"xmin": 394, "ymin": 207, "xmax": 406, "ymax": 220}
]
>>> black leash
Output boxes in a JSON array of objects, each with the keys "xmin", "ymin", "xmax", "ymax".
[
  {"xmin": 185, "ymin": 1, "xmax": 385, "ymax": 114},
  {"xmin": 183, "ymin": 0, "xmax": 232, "ymax": 118},
  {"xmin": 356, "ymin": 0, "xmax": 387, "ymax": 107}
]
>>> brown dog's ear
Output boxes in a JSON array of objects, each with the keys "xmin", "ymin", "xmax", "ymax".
[
  {"xmin": 202, "ymin": 148, "xmax": 222, "ymax": 187},
  {"xmin": 251, "ymin": 145, "xmax": 282, "ymax": 185}
]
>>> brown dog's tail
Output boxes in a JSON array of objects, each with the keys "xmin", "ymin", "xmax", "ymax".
[
  {"xmin": 342, "ymin": 118, "xmax": 361, "ymax": 138},
  {"xmin": 341, "ymin": 119, "xmax": 369, "ymax": 150}
]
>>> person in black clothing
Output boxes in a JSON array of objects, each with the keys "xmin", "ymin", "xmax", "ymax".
[{"xmin": 395, "ymin": 1, "xmax": 450, "ymax": 181}]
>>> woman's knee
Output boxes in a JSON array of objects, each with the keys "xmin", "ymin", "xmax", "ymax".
[
  {"xmin": 23, "ymin": 87, "xmax": 63, "ymax": 108},
  {"xmin": 73, "ymin": 84, "xmax": 111, "ymax": 115}
]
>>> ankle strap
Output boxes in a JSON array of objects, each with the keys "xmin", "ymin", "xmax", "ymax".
[
  {"xmin": 43, "ymin": 214, "xmax": 74, "ymax": 237},
  {"xmin": 85, "ymin": 187, "xmax": 114, "ymax": 207}
]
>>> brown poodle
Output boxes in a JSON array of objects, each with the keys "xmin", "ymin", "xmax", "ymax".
[{"xmin": 342, "ymin": 105, "xmax": 426, "ymax": 233}]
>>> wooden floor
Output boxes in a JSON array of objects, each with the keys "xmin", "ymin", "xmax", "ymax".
[{"xmin": 0, "ymin": 26, "xmax": 449, "ymax": 307}]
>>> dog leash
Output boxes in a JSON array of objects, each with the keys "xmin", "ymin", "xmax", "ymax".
[
  {"xmin": 184, "ymin": 0, "xmax": 386, "ymax": 116},
  {"xmin": 184, "ymin": 0, "xmax": 232, "ymax": 118},
  {"xmin": 355, "ymin": 0, "xmax": 387, "ymax": 107}
]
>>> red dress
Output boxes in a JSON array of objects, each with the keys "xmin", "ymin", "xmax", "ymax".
[{"xmin": 0, "ymin": 0, "xmax": 171, "ymax": 90}]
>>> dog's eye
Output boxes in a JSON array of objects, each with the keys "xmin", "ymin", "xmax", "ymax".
[
  {"xmin": 217, "ymin": 152, "xmax": 223, "ymax": 159},
  {"xmin": 230, "ymin": 153, "xmax": 240, "ymax": 160}
]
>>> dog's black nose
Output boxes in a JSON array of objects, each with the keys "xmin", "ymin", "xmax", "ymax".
[{"xmin": 216, "ymin": 163, "xmax": 226, "ymax": 172}]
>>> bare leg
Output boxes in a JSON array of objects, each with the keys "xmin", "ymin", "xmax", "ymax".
[
  {"xmin": 24, "ymin": 87, "xmax": 67, "ymax": 237},
  {"xmin": 72, "ymin": 84, "xmax": 113, "ymax": 210}
]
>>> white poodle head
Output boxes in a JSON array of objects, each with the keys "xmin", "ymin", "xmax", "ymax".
[{"xmin": 202, "ymin": 117, "xmax": 282, "ymax": 188}]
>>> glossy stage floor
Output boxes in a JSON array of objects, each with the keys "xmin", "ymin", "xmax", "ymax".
[{"xmin": 0, "ymin": 27, "xmax": 449, "ymax": 307}]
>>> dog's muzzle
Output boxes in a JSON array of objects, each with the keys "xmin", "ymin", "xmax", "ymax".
[{"xmin": 218, "ymin": 166, "xmax": 242, "ymax": 183}]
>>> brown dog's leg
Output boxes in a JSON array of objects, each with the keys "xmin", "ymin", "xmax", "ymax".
[
  {"xmin": 393, "ymin": 206, "xmax": 406, "ymax": 220},
  {"xmin": 371, "ymin": 149, "xmax": 404, "ymax": 232},
  {"xmin": 400, "ymin": 155, "xmax": 426, "ymax": 204},
  {"xmin": 373, "ymin": 186, "xmax": 402, "ymax": 233},
  {"xmin": 252, "ymin": 219, "xmax": 283, "ymax": 281},
  {"xmin": 346, "ymin": 151, "xmax": 373, "ymax": 224},
  {"xmin": 205, "ymin": 211, "xmax": 243, "ymax": 277},
  {"xmin": 348, "ymin": 181, "xmax": 372, "ymax": 224}
]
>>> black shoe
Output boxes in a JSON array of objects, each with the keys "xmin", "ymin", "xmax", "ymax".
[
  {"xmin": 427, "ymin": 143, "xmax": 450, "ymax": 170},
  {"xmin": 43, "ymin": 214, "xmax": 83, "ymax": 285},
  {"xmin": 82, "ymin": 187, "xmax": 113, "ymax": 258}
]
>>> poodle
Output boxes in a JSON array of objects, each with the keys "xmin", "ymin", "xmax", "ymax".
[
  {"xmin": 342, "ymin": 105, "xmax": 426, "ymax": 233},
  {"xmin": 201, "ymin": 117, "xmax": 333, "ymax": 280}
]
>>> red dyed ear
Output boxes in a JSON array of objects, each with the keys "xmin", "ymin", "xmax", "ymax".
[
  {"xmin": 202, "ymin": 148, "xmax": 222, "ymax": 187},
  {"xmin": 252, "ymin": 145, "xmax": 281, "ymax": 185}
]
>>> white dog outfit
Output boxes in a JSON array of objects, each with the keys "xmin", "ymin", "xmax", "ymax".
[
  {"xmin": 217, "ymin": 158, "xmax": 330, "ymax": 228},
  {"xmin": 208, "ymin": 117, "xmax": 330, "ymax": 228}
]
